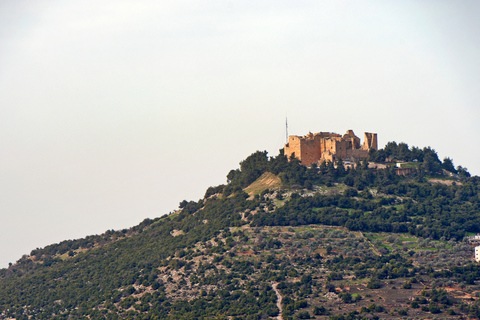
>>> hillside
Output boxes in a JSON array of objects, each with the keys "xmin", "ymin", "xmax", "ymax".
[{"xmin": 1, "ymin": 142, "xmax": 480, "ymax": 320}]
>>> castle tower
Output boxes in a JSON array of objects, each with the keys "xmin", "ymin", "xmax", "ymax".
[{"xmin": 362, "ymin": 132, "xmax": 378, "ymax": 150}]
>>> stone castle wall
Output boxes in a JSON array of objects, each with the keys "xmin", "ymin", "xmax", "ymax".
[
  {"xmin": 284, "ymin": 130, "xmax": 377, "ymax": 166},
  {"xmin": 346, "ymin": 149, "xmax": 370, "ymax": 159}
]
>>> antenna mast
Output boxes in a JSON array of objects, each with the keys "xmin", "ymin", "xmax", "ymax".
[{"xmin": 285, "ymin": 117, "xmax": 288, "ymax": 144}]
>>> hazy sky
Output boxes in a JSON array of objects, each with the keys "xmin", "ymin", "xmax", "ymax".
[{"xmin": 1, "ymin": 1, "xmax": 479, "ymax": 267}]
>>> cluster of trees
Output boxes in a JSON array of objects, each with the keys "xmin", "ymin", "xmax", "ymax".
[
  {"xmin": 369, "ymin": 141, "xmax": 470, "ymax": 177},
  {"xmin": 432, "ymin": 264, "xmax": 480, "ymax": 285},
  {"xmin": 223, "ymin": 143, "xmax": 470, "ymax": 195},
  {"xmin": 322, "ymin": 253, "xmax": 416, "ymax": 281},
  {"xmin": 0, "ymin": 190, "xmax": 247, "ymax": 318},
  {"xmin": 251, "ymin": 175, "xmax": 480, "ymax": 240},
  {"xmin": 0, "ymin": 143, "xmax": 478, "ymax": 319}
]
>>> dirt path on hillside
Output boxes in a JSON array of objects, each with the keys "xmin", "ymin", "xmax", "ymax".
[
  {"xmin": 353, "ymin": 231, "xmax": 382, "ymax": 256},
  {"xmin": 272, "ymin": 282, "xmax": 283, "ymax": 320}
]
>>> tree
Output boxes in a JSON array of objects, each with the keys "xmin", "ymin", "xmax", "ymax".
[
  {"xmin": 326, "ymin": 161, "xmax": 337, "ymax": 179},
  {"xmin": 326, "ymin": 245, "xmax": 333, "ymax": 255},
  {"xmin": 397, "ymin": 142, "xmax": 410, "ymax": 161},
  {"xmin": 226, "ymin": 151, "xmax": 270, "ymax": 187},
  {"xmin": 457, "ymin": 166, "xmax": 471, "ymax": 178},
  {"xmin": 336, "ymin": 158, "xmax": 346, "ymax": 177},
  {"xmin": 367, "ymin": 279, "xmax": 382, "ymax": 289},
  {"xmin": 313, "ymin": 306, "xmax": 327, "ymax": 315},
  {"xmin": 339, "ymin": 292, "xmax": 352, "ymax": 303},
  {"xmin": 442, "ymin": 157, "xmax": 457, "ymax": 173},
  {"xmin": 422, "ymin": 147, "xmax": 442, "ymax": 174},
  {"xmin": 179, "ymin": 200, "xmax": 188, "ymax": 208},
  {"xmin": 227, "ymin": 169, "xmax": 240, "ymax": 183},
  {"xmin": 384, "ymin": 141, "xmax": 398, "ymax": 159}
]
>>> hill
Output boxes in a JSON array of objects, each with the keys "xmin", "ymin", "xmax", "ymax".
[{"xmin": 1, "ymin": 142, "xmax": 480, "ymax": 320}]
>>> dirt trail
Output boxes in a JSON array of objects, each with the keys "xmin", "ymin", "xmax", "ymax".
[
  {"xmin": 354, "ymin": 231, "xmax": 382, "ymax": 256},
  {"xmin": 272, "ymin": 282, "xmax": 283, "ymax": 320}
]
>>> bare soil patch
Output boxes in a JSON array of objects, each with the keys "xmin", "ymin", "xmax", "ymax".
[
  {"xmin": 244, "ymin": 172, "xmax": 282, "ymax": 196},
  {"xmin": 428, "ymin": 178, "xmax": 461, "ymax": 186}
]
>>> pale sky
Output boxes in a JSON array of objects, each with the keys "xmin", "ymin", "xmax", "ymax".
[{"xmin": 1, "ymin": 1, "xmax": 479, "ymax": 267}]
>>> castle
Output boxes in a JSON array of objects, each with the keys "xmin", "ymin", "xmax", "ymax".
[{"xmin": 284, "ymin": 130, "xmax": 378, "ymax": 166}]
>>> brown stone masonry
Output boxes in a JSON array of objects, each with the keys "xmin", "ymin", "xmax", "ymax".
[{"xmin": 284, "ymin": 130, "xmax": 378, "ymax": 166}]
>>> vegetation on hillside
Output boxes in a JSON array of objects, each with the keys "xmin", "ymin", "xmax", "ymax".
[{"xmin": 1, "ymin": 141, "xmax": 479, "ymax": 320}]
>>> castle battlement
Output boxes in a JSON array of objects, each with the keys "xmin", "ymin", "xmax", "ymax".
[{"xmin": 284, "ymin": 130, "xmax": 377, "ymax": 166}]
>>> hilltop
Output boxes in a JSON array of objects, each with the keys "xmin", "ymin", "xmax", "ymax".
[{"xmin": 1, "ymin": 141, "xmax": 480, "ymax": 320}]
